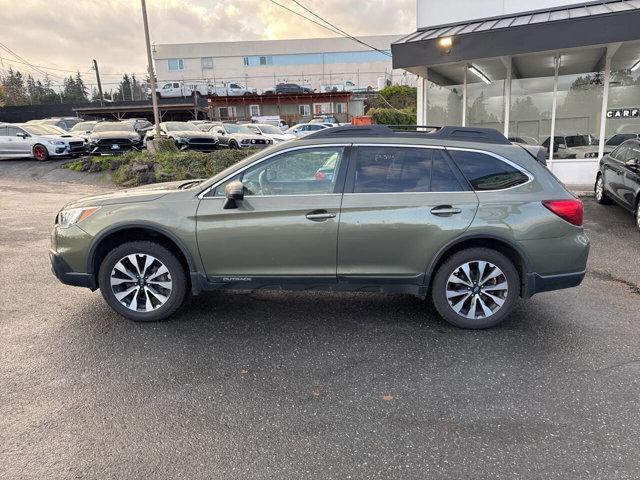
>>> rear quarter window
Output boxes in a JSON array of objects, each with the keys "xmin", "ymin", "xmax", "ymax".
[{"xmin": 449, "ymin": 150, "xmax": 529, "ymax": 191}]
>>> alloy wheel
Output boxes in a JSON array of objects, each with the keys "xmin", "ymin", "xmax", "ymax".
[
  {"xmin": 445, "ymin": 261, "xmax": 508, "ymax": 320},
  {"xmin": 110, "ymin": 254, "xmax": 172, "ymax": 312},
  {"xmin": 33, "ymin": 145, "xmax": 47, "ymax": 161},
  {"xmin": 595, "ymin": 177, "xmax": 603, "ymax": 201}
]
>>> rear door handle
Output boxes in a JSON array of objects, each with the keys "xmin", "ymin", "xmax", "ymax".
[
  {"xmin": 430, "ymin": 205, "xmax": 462, "ymax": 216},
  {"xmin": 306, "ymin": 210, "xmax": 336, "ymax": 221}
]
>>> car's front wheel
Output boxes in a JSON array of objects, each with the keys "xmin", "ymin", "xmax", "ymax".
[
  {"xmin": 595, "ymin": 174, "xmax": 612, "ymax": 204},
  {"xmin": 635, "ymin": 199, "xmax": 640, "ymax": 232},
  {"xmin": 33, "ymin": 144, "xmax": 49, "ymax": 161},
  {"xmin": 98, "ymin": 241, "xmax": 187, "ymax": 322},
  {"xmin": 431, "ymin": 248, "xmax": 520, "ymax": 329}
]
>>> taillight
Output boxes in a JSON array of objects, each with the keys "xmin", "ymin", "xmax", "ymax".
[{"xmin": 542, "ymin": 199, "xmax": 583, "ymax": 226}]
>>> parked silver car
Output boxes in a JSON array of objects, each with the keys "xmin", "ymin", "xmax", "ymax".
[
  {"xmin": 245, "ymin": 123, "xmax": 295, "ymax": 143},
  {"xmin": 0, "ymin": 123, "xmax": 86, "ymax": 160},
  {"xmin": 208, "ymin": 123, "xmax": 272, "ymax": 149}
]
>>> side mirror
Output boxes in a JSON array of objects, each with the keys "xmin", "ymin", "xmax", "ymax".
[
  {"xmin": 217, "ymin": 129, "xmax": 225, "ymax": 135},
  {"xmin": 558, "ymin": 143, "xmax": 566, "ymax": 150},
  {"xmin": 16, "ymin": 132, "xmax": 29, "ymax": 139},
  {"xmin": 223, "ymin": 180, "xmax": 244, "ymax": 209}
]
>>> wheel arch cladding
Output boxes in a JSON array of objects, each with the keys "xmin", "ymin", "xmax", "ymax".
[
  {"xmin": 425, "ymin": 235, "xmax": 530, "ymax": 295},
  {"xmin": 88, "ymin": 224, "xmax": 194, "ymax": 287}
]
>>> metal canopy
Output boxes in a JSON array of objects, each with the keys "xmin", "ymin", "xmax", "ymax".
[{"xmin": 392, "ymin": 0, "xmax": 640, "ymax": 70}]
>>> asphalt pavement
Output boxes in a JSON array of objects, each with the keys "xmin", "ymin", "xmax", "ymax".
[{"xmin": 1, "ymin": 171, "xmax": 639, "ymax": 479}]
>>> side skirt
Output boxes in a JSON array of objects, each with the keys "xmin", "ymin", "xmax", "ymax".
[{"xmin": 190, "ymin": 273, "xmax": 427, "ymax": 298}]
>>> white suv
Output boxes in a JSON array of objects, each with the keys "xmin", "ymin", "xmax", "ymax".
[{"xmin": 0, "ymin": 123, "xmax": 86, "ymax": 160}]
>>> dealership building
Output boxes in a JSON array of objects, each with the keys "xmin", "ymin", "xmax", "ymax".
[
  {"xmin": 154, "ymin": 35, "xmax": 412, "ymax": 93},
  {"xmin": 392, "ymin": 0, "xmax": 640, "ymax": 185}
]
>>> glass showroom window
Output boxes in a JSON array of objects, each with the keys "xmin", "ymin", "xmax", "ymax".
[
  {"xmin": 605, "ymin": 44, "xmax": 640, "ymax": 145},
  {"xmin": 427, "ymin": 74, "xmax": 463, "ymax": 126},
  {"xmin": 509, "ymin": 53, "xmax": 556, "ymax": 148},
  {"xmin": 168, "ymin": 58, "xmax": 184, "ymax": 71},
  {"xmin": 466, "ymin": 59, "xmax": 506, "ymax": 132}
]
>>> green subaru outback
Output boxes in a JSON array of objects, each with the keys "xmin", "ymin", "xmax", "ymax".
[{"xmin": 50, "ymin": 125, "xmax": 589, "ymax": 329}]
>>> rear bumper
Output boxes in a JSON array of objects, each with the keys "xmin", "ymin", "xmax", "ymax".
[
  {"xmin": 50, "ymin": 250, "xmax": 96, "ymax": 290},
  {"xmin": 525, "ymin": 270, "xmax": 586, "ymax": 297}
]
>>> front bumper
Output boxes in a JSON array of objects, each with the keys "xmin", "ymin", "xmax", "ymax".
[{"xmin": 50, "ymin": 250, "xmax": 96, "ymax": 290}]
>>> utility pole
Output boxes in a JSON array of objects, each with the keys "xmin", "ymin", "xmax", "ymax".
[
  {"xmin": 141, "ymin": 0, "xmax": 161, "ymax": 137},
  {"xmin": 92, "ymin": 59, "xmax": 104, "ymax": 106}
]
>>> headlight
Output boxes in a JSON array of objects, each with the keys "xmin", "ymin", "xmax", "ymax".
[
  {"xmin": 174, "ymin": 137, "xmax": 188, "ymax": 143},
  {"xmin": 48, "ymin": 140, "xmax": 66, "ymax": 146},
  {"xmin": 57, "ymin": 206, "xmax": 100, "ymax": 228}
]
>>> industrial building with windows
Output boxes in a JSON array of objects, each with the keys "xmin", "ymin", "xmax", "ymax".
[
  {"xmin": 153, "ymin": 35, "xmax": 413, "ymax": 94},
  {"xmin": 392, "ymin": 0, "xmax": 640, "ymax": 186}
]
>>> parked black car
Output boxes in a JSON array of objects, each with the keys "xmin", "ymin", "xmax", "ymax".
[
  {"xmin": 595, "ymin": 138, "xmax": 640, "ymax": 231},
  {"xmin": 146, "ymin": 121, "xmax": 220, "ymax": 151},
  {"xmin": 88, "ymin": 121, "xmax": 144, "ymax": 154},
  {"xmin": 274, "ymin": 83, "xmax": 313, "ymax": 94}
]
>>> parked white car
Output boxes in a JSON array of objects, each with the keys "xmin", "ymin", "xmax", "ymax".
[
  {"xmin": 319, "ymin": 81, "xmax": 357, "ymax": 92},
  {"xmin": 245, "ymin": 124, "xmax": 295, "ymax": 143},
  {"xmin": 0, "ymin": 123, "xmax": 87, "ymax": 160},
  {"xmin": 209, "ymin": 82, "xmax": 257, "ymax": 96},
  {"xmin": 155, "ymin": 81, "xmax": 209, "ymax": 98},
  {"xmin": 284, "ymin": 123, "xmax": 330, "ymax": 137}
]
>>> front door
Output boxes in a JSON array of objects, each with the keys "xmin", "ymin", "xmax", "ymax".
[
  {"xmin": 604, "ymin": 145, "xmax": 629, "ymax": 205},
  {"xmin": 337, "ymin": 146, "xmax": 478, "ymax": 283},
  {"xmin": 196, "ymin": 145, "xmax": 348, "ymax": 281},
  {"xmin": 622, "ymin": 142, "xmax": 640, "ymax": 209}
]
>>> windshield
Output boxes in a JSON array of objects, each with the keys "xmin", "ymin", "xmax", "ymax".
[
  {"xmin": 164, "ymin": 122, "xmax": 197, "ymax": 132},
  {"xmin": 71, "ymin": 122, "xmax": 97, "ymax": 132},
  {"xmin": 606, "ymin": 133, "xmax": 637, "ymax": 146},
  {"xmin": 224, "ymin": 124, "xmax": 252, "ymax": 134},
  {"xmin": 256, "ymin": 125, "xmax": 282, "ymax": 135},
  {"xmin": 20, "ymin": 124, "xmax": 59, "ymax": 136},
  {"xmin": 93, "ymin": 122, "xmax": 135, "ymax": 133}
]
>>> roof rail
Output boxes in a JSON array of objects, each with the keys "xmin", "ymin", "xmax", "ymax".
[{"xmin": 304, "ymin": 124, "xmax": 511, "ymax": 145}]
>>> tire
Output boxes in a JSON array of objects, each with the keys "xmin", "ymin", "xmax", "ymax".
[
  {"xmin": 595, "ymin": 174, "xmax": 612, "ymax": 204},
  {"xmin": 431, "ymin": 248, "xmax": 520, "ymax": 329},
  {"xmin": 635, "ymin": 199, "xmax": 640, "ymax": 233},
  {"xmin": 33, "ymin": 144, "xmax": 49, "ymax": 161},
  {"xmin": 229, "ymin": 140, "xmax": 238, "ymax": 150},
  {"xmin": 98, "ymin": 241, "xmax": 188, "ymax": 322}
]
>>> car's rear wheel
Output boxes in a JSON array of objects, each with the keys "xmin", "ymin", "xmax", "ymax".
[
  {"xmin": 229, "ymin": 140, "xmax": 238, "ymax": 149},
  {"xmin": 33, "ymin": 144, "xmax": 49, "ymax": 161},
  {"xmin": 635, "ymin": 199, "xmax": 640, "ymax": 232},
  {"xmin": 431, "ymin": 248, "xmax": 520, "ymax": 329},
  {"xmin": 98, "ymin": 241, "xmax": 187, "ymax": 322},
  {"xmin": 595, "ymin": 174, "xmax": 612, "ymax": 204}
]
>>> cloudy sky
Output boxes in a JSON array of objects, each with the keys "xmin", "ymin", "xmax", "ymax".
[{"xmin": 0, "ymin": 0, "xmax": 414, "ymax": 89}]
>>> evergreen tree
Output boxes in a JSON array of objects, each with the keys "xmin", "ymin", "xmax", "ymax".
[{"xmin": 1, "ymin": 68, "xmax": 28, "ymax": 105}]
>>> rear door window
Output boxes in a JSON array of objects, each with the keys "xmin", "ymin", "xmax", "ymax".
[
  {"xmin": 449, "ymin": 150, "xmax": 529, "ymax": 191},
  {"xmin": 351, "ymin": 147, "xmax": 463, "ymax": 193}
]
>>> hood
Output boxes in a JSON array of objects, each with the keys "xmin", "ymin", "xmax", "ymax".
[
  {"xmin": 268, "ymin": 134, "xmax": 295, "ymax": 141},
  {"xmin": 233, "ymin": 133, "xmax": 264, "ymax": 141},
  {"xmin": 41, "ymin": 134, "xmax": 85, "ymax": 142},
  {"xmin": 90, "ymin": 131, "xmax": 140, "ymax": 141},
  {"xmin": 62, "ymin": 180, "xmax": 200, "ymax": 209},
  {"xmin": 171, "ymin": 130, "xmax": 218, "ymax": 139}
]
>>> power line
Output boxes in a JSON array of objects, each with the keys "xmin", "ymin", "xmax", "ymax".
[
  {"xmin": 266, "ymin": 0, "xmax": 345, "ymax": 37},
  {"xmin": 287, "ymin": 0, "xmax": 392, "ymax": 57}
]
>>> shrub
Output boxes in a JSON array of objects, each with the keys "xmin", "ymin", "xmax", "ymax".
[
  {"xmin": 367, "ymin": 107, "xmax": 417, "ymax": 126},
  {"xmin": 63, "ymin": 148, "xmax": 257, "ymax": 187}
]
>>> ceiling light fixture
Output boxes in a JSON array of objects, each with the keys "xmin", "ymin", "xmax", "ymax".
[
  {"xmin": 468, "ymin": 65, "xmax": 491, "ymax": 84},
  {"xmin": 438, "ymin": 37, "xmax": 453, "ymax": 48}
]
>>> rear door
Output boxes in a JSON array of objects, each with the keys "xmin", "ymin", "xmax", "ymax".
[{"xmin": 337, "ymin": 145, "xmax": 478, "ymax": 283}]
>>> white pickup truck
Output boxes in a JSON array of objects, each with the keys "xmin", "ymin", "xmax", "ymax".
[
  {"xmin": 319, "ymin": 81, "xmax": 357, "ymax": 93},
  {"xmin": 155, "ymin": 81, "xmax": 209, "ymax": 98},
  {"xmin": 209, "ymin": 82, "xmax": 257, "ymax": 96}
]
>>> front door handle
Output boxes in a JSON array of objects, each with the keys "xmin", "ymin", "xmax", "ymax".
[
  {"xmin": 306, "ymin": 210, "xmax": 336, "ymax": 221},
  {"xmin": 430, "ymin": 205, "xmax": 462, "ymax": 216}
]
